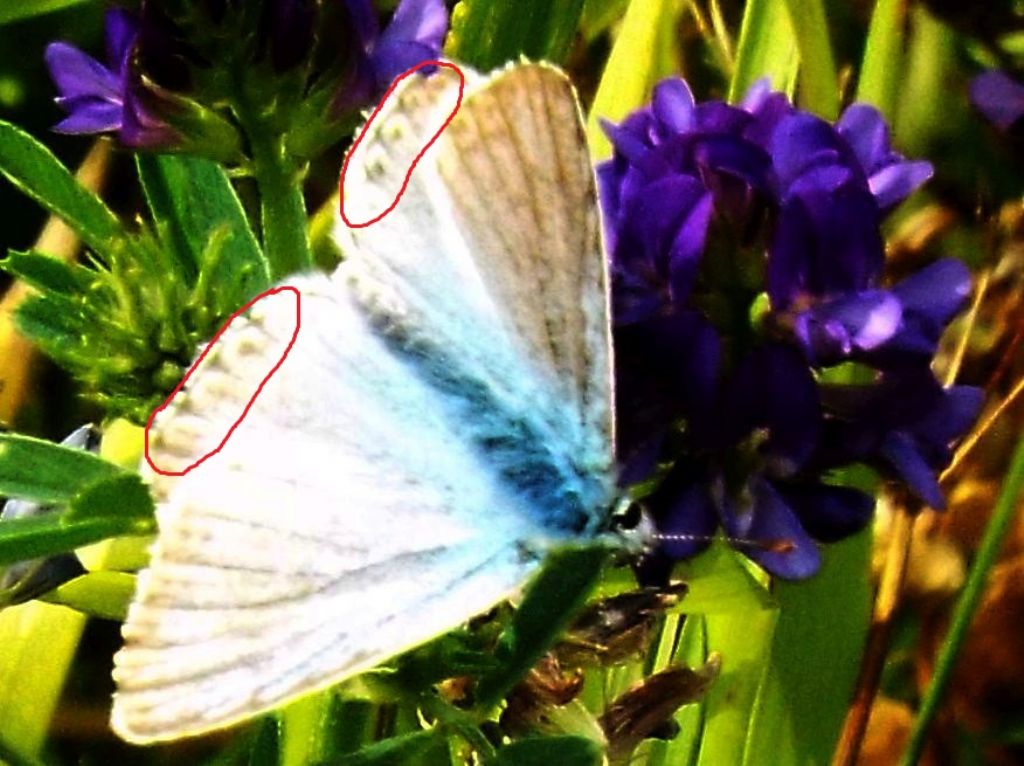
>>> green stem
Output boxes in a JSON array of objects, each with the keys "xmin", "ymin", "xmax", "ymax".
[
  {"xmin": 900, "ymin": 435, "xmax": 1024, "ymax": 765},
  {"xmin": 229, "ymin": 66, "xmax": 313, "ymax": 281},
  {"xmin": 420, "ymin": 694, "xmax": 497, "ymax": 763},
  {"xmin": 249, "ymin": 129, "xmax": 313, "ymax": 280}
]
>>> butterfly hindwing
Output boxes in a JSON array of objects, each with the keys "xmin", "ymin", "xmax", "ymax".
[{"xmin": 113, "ymin": 277, "xmax": 544, "ymax": 742}]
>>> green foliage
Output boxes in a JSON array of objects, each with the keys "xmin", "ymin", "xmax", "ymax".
[
  {"xmin": 476, "ymin": 546, "xmax": 608, "ymax": 707},
  {"xmin": 781, "ymin": 0, "xmax": 839, "ymax": 118},
  {"xmin": 0, "ymin": 0, "xmax": 92, "ymax": 26},
  {"xmin": 857, "ymin": 0, "xmax": 906, "ymax": 119},
  {"xmin": 0, "ymin": 432, "xmax": 120, "ymax": 504},
  {"xmin": 494, "ymin": 736, "xmax": 603, "ymax": 766},
  {"xmin": 728, "ymin": 0, "xmax": 799, "ymax": 101},
  {"xmin": 249, "ymin": 718, "xmax": 282, "ymax": 766},
  {"xmin": 333, "ymin": 729, "xmax": 447, "ymax": 766},
  {"xmin": 746, "ymin": 532, "xmax": 872, "ymax": 765},
  {"xmin": 136, "ymin": 154, "xmax": 271, "ymax": 304},
  {"xmin": 0, "ymin": 120, "xmax": 128, "ymax": 263},
  {"xmin": 446, "ymin": 0, "xmax": 587, "ymax": 69},
  {"xmin": 40, "ymin": 571, "xmax": 137, "ymax": 621},
  {"xmin": 0, "ymin": 133, "xmax": 271, "ymax": 423},
  {"xmin": 0, "ymin": 474, "xmax": 154, "ymax": 568},
  {"xmin": 586, "ymin": 0, "xmax": 683, "ymax": 160}
]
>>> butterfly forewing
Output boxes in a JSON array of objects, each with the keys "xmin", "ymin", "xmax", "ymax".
[{"xmin": 113, "ymin": 62, "xmax": 615, "ymax": 743}]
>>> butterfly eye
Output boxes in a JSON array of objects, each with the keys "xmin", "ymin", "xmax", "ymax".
[{"xmin": 610, "ymin": 499, "xmax": 644, "ymax": 532}]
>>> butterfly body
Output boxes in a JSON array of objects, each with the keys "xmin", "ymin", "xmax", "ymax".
[{"xmin": 113, "ymin": 61, "xmax": 622, "ymax": 743}]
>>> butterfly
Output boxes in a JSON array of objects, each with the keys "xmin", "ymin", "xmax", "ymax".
[{"xmin": 111, "ymin": 62, "xmax": 641, "ymax": 743}]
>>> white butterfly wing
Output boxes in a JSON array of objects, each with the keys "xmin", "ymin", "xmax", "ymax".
[
  {"xmin": 112, "ymin": 278, "xmax": 545, "ymax": 742},
  {"xmin": 113, "ymin": 62, "xmax": 616, "ymax": 743},
  {"xmin": 336, "ymin": 62, "xmax": 614, "ymax": 480}
]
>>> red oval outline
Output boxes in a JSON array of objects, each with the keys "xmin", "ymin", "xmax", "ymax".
[
  {"xmin": 338, "ymin": 59, "xmax": 465, "ymax": 229},
  {"xmin": 144, "ymin": 285, "xmax": 302, "ymax": 477}
]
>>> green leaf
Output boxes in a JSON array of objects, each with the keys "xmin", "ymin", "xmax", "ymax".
[
  {"xmin": 0, "ymin": 120, "xmax": 127, "ymax": 263},
  {"xmin": 0, "ymin": 513, "xmax": 146, "ymax": 568},
  {"xmin": 249, "ymin": 717, "xmax": 282, "ymax": 766},
  {"xmin": 586, "ymin": 0, "xmax": 683, "ymax": 160},
  {"xmin": 65, "ymin": 473, "xmax": 155, "ymax": 524},
  {"xmin": 13, "ymin": 293, "xmax": 90, "ymax": 353},
  {"xmin": 0, "ymin": 433, "xmax": 122, "ymax": 505},
  {"xmin": 0, "ymin": 601, "xmax": 88, "ymax": 762},
  {"xmin": 0, "ymin": 0, "xmax": 92, "ymax": 25},
  {"xmin": 0, "ymin": 474, "xmax": 154, "ymax": 568},
  {"xmin": 136, "ymin": 153, "xmax": 270, "ymax": 305},
  {"xmin": 39, "ymin": 571, "xmax": 137, "ymax": 621},
  {"xmin": 856, "ymin": 0, "xmax": 905, "ymax": 120},
  {"xmin": 2, "ymin": 251, "xmax": 95, "ymax": 296},
  {"xmin": 334, "ymin": 729, "xmax": 446, "ymax": 766},
  {"xmin": 580, "ymin": 0, "xmax": 631, "ymax": 42},
  {"xmin": 697, "ymin": 607, "xmax": 777, "ymax": 766},
  {"xmin": 781, "ymin": 0, "xmax": 839, "ymax": 118},
  {"xmin": 446, "ymin": 0, "xmax": 587, "ymax": 70},
  {"xmin": 672, "ymin": 541, "xmax": 774, "ymax": 614},
  {"xmin": 744, "ymin": 530, "xmax": 872, "ymax": 766},
  {"xmin": 495, "ymin": 736, "xmax": 603, "ymax": 766},
  {"xmin": 728, "ymin": 0, "xmax": 799, "ymax": 103},
  {"xmin": 476, "ymin": 546, "xmax": 608, "ymax": 707}
]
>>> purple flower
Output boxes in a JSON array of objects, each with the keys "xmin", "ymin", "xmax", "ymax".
[
  {"xmin": 819, "ymin": 369, "xmax": 984, "ymax": 509},
  {"xmin": 787, "ymin": 257, "xmax": 972, "ymax": 366},
  {"xmin": 600, "ymin": 77, "xmax": 981, "ymax": 579},
  {"xmin": 970, "ymin": 70, "xmax": 1024, "ymax": 133},
  {"xmin": 336, "ymin": 0, "xmax": 448, "ymax": 112},
  {"xmin": 44, "ymin": 8, "xmax": 177, "ymax": 148},
  {"xmin": 836, "ymin": 105, "xmax": 934, "ymax": 213}
]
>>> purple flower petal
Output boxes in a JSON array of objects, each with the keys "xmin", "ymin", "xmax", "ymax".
[
  {"xmin": 614, "ymin": 311, "xmax": 721, "ymax": 470},
  {"xmin": 723, "ymin": 344, "xmax": 820, "ymax": 472},
  {"xmin": 836, "ymin": 104, "xmax": 891, "ymax": 173},
  {"xmin": 792, "ymin": 289, "xmax": 902, "ymax": 364},
  {"xmin": 371, "ymin": 41, "xmax": 439, "ymax": 88},
  {"xmin": 342, "ymin": 0, "xmax": 381, "ymax": 50},
  {"xmin": 648, "ymin": 466, "xmax": 719, "ymax": 560},
  {"xmin": 104, "ymin": 7, "xmax": 138, "ymax": 74},
  {"xmin": 769, "ymin": 181, "xmax": 884, "ymax": 306},
  {"xmin": 372, "ymin": 0, "xmax": 447, "ymax": 88},
  {"xmin": 652, "ymin": 78, "xmax": 696, "ymax": 134},
  {"xmin": 52, "ymin": 95, "xmax": 123, "ymax": 133},
  {"xmin": 379, "ymin": 0, "xmax": 448, "ymax": 54},
  {"xmin": 723, "ymin": 477, "xmax": 821, "ymax": 579},
  {"xmin": 868, "ymin": 160, "xmax": 932, "ymax": 212},
  {"xmin": 881, "ymin": 431, "xmax": 945, "ymax": 509},
  {"xmin": 780, "ymin": 483, "xmax": 875, "ymax": 543},
  {"xmin": 910, "ymin": 384, "xmax": 984, "ymax": 462},
  {"xmin": 836, "ymin": 103, "xmax": 933, "ymax": 211},
  {"xmin": 770, "ymin": 113, "xmax": 853, "ymax": 189},
  {"xmin": 871, "ymin": 258, "xmax": 972, "ymax": 360},
  {"xmin": 611, "ymin": 175, "xmax": 712, "ymax": 321},
  {"xmin": 45, "ymin": 42, "xmax": 120, "ymax": 101},
  {"xmin": 970, "ymin": 70, "xmax": 1024, "ymax": 133}
]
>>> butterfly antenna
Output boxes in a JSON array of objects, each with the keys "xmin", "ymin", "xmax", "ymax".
[{"xmin": 654, "ymin": 532, "xmax": 796, "ymax": 554}]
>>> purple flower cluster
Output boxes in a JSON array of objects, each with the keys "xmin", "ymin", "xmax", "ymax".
[
  {"xmin": 44, "ymin": 1, "xmax": 447, "ymax": 149},
  {"xmin": 600, "ymin": 80, "xmax": 983, "ymax": 578}
]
